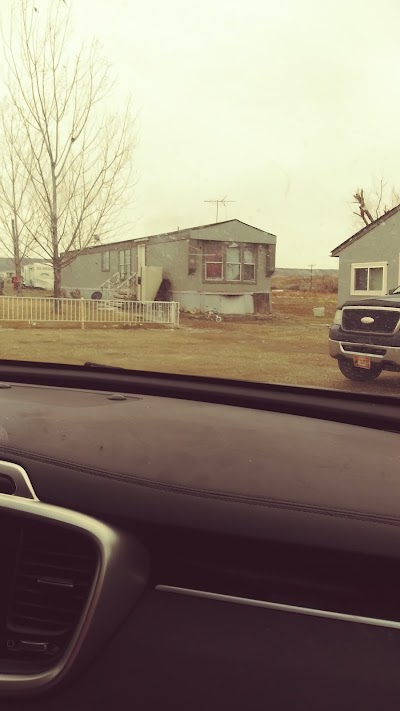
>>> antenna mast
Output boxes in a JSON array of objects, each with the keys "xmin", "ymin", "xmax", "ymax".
[{"xmin": 204, "ymin": 196, "xmax": 235, "ymax": 223}]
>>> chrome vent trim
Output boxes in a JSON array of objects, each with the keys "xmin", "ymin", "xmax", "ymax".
[
  {"xmin": 0, "ymin": 461, "xmax": 38, "ymax": 500},
  {"xmin": 156, "ymin": 585, "xmax": 400, "ymax": 631}
]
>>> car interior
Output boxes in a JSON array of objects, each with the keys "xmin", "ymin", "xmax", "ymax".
[{"xmin": 0, "ymin": 362, "xmax": 399, "ymax": 710}]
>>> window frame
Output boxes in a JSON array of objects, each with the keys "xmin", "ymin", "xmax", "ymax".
[
  {"xmin": 203, "ymin": 243, "xmax": 224, "ymax": 281},
  {"xmin": 203, "ymin": 243, "xmax": 257, "ymax": 284},
  {"xmin": 242, "ymin": 246, "xmax": 256, "ymax": 283},
  {"xmin": 350, "ymin": 261, "xmax": 388, "ymax": 296},
  {"xmin": 101, "ymin": 251, "xmax": 110, "ymax": 272},
  {"xmin": 119, "ymin": 249, "xmax": 131, "ymax": 280},
  {"xmin": 225, "ymin": 246, "xmax": 242, "ymax": 282}
]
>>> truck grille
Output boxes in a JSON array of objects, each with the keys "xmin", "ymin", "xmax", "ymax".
[{"xmin": 342, "ymin": 308, "xmax": 400, "ymax": 334}]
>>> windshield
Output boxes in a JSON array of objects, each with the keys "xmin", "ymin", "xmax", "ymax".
[{"xmin": 0, "ymin": 0, "xmax": 399, "ymax": 396}]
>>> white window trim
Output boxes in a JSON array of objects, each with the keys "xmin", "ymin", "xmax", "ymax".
[{"xmin": 350, "ymin": 261, "xmax": 388, "ymax": 296}]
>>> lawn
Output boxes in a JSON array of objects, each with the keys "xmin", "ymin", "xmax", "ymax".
[{"xmin": 0, "ymin": 287, "xmax": 399, "ymax": 395}]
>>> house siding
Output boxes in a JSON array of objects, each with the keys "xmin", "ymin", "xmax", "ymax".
[
  {"xmin": 62, "ymin": 244, "xmax": 139, "ymax": 294},
  {"xmin": 337, "ymin": 210, "xmax": 400, "ymax": 305},
  {"xmin": 60, "ymin": 220, "xmax": 276, "ymax": 311}
]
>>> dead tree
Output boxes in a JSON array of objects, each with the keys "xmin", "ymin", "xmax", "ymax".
[
  {"xmin": 353, "ymin": 189, "xmax": 374, "ymax": 226},
  {"xmin": 353, "ymin": 180, "xmax": 400, "ymax": 226}
]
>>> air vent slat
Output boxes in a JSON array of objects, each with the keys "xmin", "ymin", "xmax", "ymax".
[
  {"xmin": 24, "ymin": 546, "xmax": 94, "ymax": 560},
  {"xmin": 13, "ymin": 601, "xmax": 82, "ymax": 616},
  {"xmin": 18, "ymin": 571, "xmax": 91, "ymax": 583},
  {"xmin": 11, "ymin": 609, "xmax": 72, "ymax": 624},
  {"xmin": 20, "ymin": 561, "xmax": 93, "ymax": 575}
]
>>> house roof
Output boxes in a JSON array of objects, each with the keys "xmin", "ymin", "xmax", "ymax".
[
  {"xmin": 63, "ymin": 219, "xmax": 277, "ymax": 257},
  {"xmin": 331, "ymin": 203, "xmax": 400, "ymax": 257}
]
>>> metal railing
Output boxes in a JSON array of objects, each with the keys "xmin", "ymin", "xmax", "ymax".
[
  {"xmin": 0, "ymin": 296, "xmax": 180, "ymax": 327},
  {"xmin": 63, "ymin": 271, "xmax": 138, "ymax": 300}
]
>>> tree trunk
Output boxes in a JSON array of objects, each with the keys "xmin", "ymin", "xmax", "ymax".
[
  {"xmin": 15, "ymin": 260, "xmax": 22, "ymax": 292},
  {"xmin": 53, "ymin": 256, "xmax": 62, "ymax": 299},
  {"xmin": 53, "ymin": 261, "xmax": 62, "ymax": 314},
  {"xmin": 11, "ymin": 217, "xmax": 22, "ymax": 292},
  {"xmin": 51, "ymin": 166, "xmax": 61, "ymax": 306}
]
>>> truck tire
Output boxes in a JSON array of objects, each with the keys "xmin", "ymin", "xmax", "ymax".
[{"xmin": 338, "ymin": 358, "xmax": 382, "ymax": 381}]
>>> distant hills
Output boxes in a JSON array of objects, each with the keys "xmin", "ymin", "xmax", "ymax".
[
  {"xmin": 0, "ymin": 257, "xmax": 48, "ymax": 272},
  {"xmin": 275, "ymin": 268, "xmax": 338, "ymax": 277}
]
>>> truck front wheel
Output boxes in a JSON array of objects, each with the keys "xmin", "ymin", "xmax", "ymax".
[{"xmin": 338, "ymin": 358, "xmax": 382, "ymax": 381}]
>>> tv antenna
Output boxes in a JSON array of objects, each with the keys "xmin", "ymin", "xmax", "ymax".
[{"xmin": 204, "ymin": 196, "xmax": 235, "ymax": 223}]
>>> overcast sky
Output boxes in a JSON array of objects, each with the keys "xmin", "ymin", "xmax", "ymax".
[{"xmin": 6, "ymin": 0, "xmax": 400, "ymax": 267}]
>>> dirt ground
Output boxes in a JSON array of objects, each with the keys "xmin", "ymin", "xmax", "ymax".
[{"xmin": 0, "ymin": 288, "xmax": 399, "ymax": 396}]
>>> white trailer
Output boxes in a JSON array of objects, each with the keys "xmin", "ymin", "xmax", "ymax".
[{"xmin": 23, "ymin": 263, "xmax": 53, "ymax": 290}]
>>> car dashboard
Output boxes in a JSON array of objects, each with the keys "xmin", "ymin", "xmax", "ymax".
[{"xmin": 0, "ymin": 364, "xmax": 399, "ymax": 710}]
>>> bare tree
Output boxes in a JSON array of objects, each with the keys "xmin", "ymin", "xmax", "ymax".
[
  {"xmin": 353, "ymin": 180, "xmax": 400, "ymax": 226},
  {"xmin": 1, "ymin": 0, "xmax": 134, "ymax": 297}
]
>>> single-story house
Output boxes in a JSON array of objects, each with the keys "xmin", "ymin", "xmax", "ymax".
[
  {"xmin": 331, "ymin": 205, "xmax": 400, "ymax": 304},
  {"xmin": 61, "ymin": 219, "xmax": 277, "ymax": 314}
]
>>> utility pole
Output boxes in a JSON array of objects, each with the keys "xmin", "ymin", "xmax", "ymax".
[
  {"xmin": 309, "ymin": 263, "xmax": 316, "ymax": 291},
  {"xmin": 204, "ymin": 197, "xmax": 235, "ymax": 223}
]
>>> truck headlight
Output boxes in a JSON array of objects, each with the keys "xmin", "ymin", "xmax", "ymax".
[{"xmin": 333, "ymin": 309, "xmax": 342, "ymax": 326}]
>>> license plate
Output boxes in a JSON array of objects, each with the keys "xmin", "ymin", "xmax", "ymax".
[{"xmin": 353, "ymin": 355, "xmax": 371, "ymax": 369}]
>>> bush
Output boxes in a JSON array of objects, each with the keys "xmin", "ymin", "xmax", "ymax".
[
  {"xmin": 272, "ymin": 275, "xmax": 338, "ymax": 293},
  {"xmin": 316, "ymin": 276, "xmax": 338, "ymax": 293},
  {"xmin": 285, "ymin": 281, "xmax": 307, "ymax": 291}
]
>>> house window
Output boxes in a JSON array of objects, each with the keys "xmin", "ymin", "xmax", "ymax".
[
  {"xmin": 119, "ymin": 249, "xmax": 131, "ymax": 280},
  {"xmin": 350, "ymin": 262, "xmax": 387, "ymax": 296},
  {"xmin": 243, "ymin": 247, "xmax": 256, "ymax": 281},
  {"xmin": 226, "ymin": 246, "xmax": 241, "ymax": 281},
  {"xmin": 204, "ymin": 244, "xmax": 223, "ymax": 280},
  {"xmin": 204, "ymin": 243, "xmax": 256, "ymax": 282},
  {"xmin": 101, "ymin": 251, "xmax": 110, "ymax": 272}
]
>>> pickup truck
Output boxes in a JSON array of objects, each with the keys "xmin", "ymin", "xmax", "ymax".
[{"xmin": 329, "ymin": 287, "xmax": 400, "ymax": 381}]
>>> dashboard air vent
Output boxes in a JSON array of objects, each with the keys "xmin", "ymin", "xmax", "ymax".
[{"xmin": 6, "ymin": 521, "xmax": 98, "ymax": 661}]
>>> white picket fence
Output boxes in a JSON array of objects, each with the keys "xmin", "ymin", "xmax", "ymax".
[{"xmin": 0, "ymin": 296, "xmax": 180, "ymax": 327}]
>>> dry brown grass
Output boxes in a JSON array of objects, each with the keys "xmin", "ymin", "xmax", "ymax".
[{"xmin": 272, "ymin": 274, "xmax": 338, "ymax": 293}]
